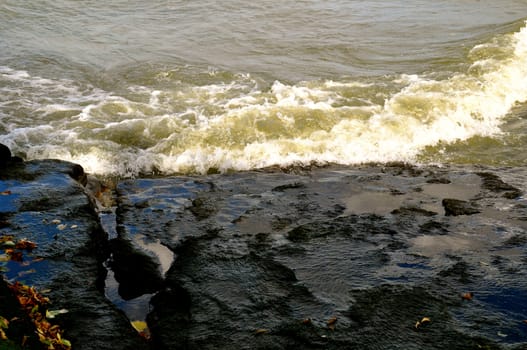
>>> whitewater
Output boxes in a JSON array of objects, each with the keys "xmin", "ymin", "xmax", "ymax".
[{"xmin": 1, "ymin": 1, "xmax": 527, "ymax": 176}]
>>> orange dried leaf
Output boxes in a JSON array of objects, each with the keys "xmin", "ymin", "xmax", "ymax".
[
  {"xmin": 6, "ymin": 249, "xmax": 23, "ymax": 262},
  {"xmin": 48, "ymin": 324, "xmax": 61, "ymax": 335},
  {"xmin": 327, "ymin": 316, "xmax": 338, "ymax": 330},
  {"xmin": 15, "ymin": 239, "xmax": 37, "ymax": 251},
  {"xmin": 139, "ymin": 331, "xmax": 150, "ymax": 340},
  {"xmin": 327, "ymin": 316, "xmax": 337, "ymax": 325},
  {"xmin": 7, "ymin": 280, "xmax": 71, "ymax": 349},
  {"xmin": 462, "ymin": 292, "xmax": 474, "ymax": 301},
  {"xmin": 0, "ymin": 190, "xmax": 11, "ymax": 196}
]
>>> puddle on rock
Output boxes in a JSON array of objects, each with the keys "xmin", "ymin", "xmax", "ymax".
[
  {"xmin": 343, "ymin": 191, "xmax": 405, "ymax": 215},
  {"xmin": 132, "ymin": 235, "xmax": 174, "ymax": 278},
  {"xmin": 104, "ymin": 268, "xmax": 154, "ymax": 321},
  {"xmin": 411, "ymin": 234, "xmax": 487, "ymax": 255},
  {"xmin": 100, "ymin": 204, "xmax": 173, "ymax": 331}
]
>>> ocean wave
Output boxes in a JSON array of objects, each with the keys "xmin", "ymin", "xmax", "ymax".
[{"xmin": 1, "ymin": 21, "xmax": 527, "ymax": 176}]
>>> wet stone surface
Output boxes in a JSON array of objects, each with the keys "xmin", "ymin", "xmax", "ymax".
[
  {"xmin": 113, "ymin": 164, "xmax": 527, "ymax": 349},
  {"xmin": 0, "ymin": 160, "xmax": 149, "ymax": 350},
  {"xmin": 1, "ymin": 156, "xmax": 526, "ymax": 349}
]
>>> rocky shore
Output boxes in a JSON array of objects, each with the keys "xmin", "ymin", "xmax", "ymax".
[{"xmin": 1, "ymin": 144, "xmax": 526, "ymax": 349}]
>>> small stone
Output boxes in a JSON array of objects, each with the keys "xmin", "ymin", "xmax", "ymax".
[
  {"xmin": 0, "ymin": 144, "xmax": 12, "ymax": 165},
  {"xmin": 442, "ymin": 198, "xmax": 480, "ymax": 216}
]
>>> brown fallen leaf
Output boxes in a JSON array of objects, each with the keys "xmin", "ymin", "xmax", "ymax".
[
  {"xmin": 8, "ymin": 281, "xmax": 70, "ymax": 349},
  {"xmin": 254, "ymin": 328, "xmax": 269, "ymax": 335},
  {"xmin": 461, "ymin": 292, "xmax": 474, "ymax": 301},
  {"xmin": 327, "ymin": 316, "xmax": 337, "ymax": 325},
  {"xmin": 327, "ymin": 316, "xmax": 337, "ymax": 330},
  {"xmin": 15, "ymin": 239, "xmax": 37, "ymax": 251},
  {"xmin": 5, "ymin": 249, "xmax": 23, "ymax": 262},
  {"xmin": 301, "ymin": 318, "xmax": 312, "ymax": 325},
  {"xmin": 0, "ymin": 190, "xmax": 12, "ymax": 196}
]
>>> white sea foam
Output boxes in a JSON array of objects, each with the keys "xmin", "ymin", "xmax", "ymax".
[{"xmin": 1, "ymin": 21, "xmax": 527, "ymax": 176}]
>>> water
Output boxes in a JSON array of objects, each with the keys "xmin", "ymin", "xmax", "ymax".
[{"xmin": 1, "ymin": 1, "xmax": 527, "ymax": 176}]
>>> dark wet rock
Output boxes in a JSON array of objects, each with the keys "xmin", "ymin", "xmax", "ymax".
[
  {"xmin": 477, "ymin": 172, "xmax": 522, "ymax": 199},
  {"xmin": 426, "ymin": 177, "xmax": 451, "ymax": 184},
  {"xmin": 345, "ymin": 285, "xmax": 501, "ymax": 350},
  {"xmin": 385, "ymin": 240, "xmax": 408, "ymax": 251},
  {"xmin": 272, "ymin": 182, "xmax": 307, "ymax": 191},
  {"xmin": 271, "ymin": 216, "xmax": 294, "ymax": 230},
  {"xmin": 391, "ymin": 206, "xmax": 438, "ymax": 217},
  {"xmin": 442, "ymin": 198, "xmax": 481, "ymax": 216},
  {"xmin": 126, "ymin": 166, "xmax": 527, "ymax": 349},
  {"xmin": 419, "ymin": 220, "xmax": 449, "ymax": 235},
  {"xmin": 322, "ymin": 203, "xmax": 346, "ymax": 218},
  {"xmin": 0, "ymin": 159, "xmax": 148, "ymax": 349},
  {"xmin": 380, "ymin": 161, "xmax": 424, "ymax": 177},
  {"xmin": 0, "ymin": 222, "xmax": 8, "ymax": 229},
  {"xmin": 438, "ymin": 261, "xmax": 472, "ymax": 283},
  {"xmin": 390, "ymin": 188, "xmax": 406, "ymax": 195},
  {"xmin": 5, "ymin": 161, "xmax": 527, "ymax": 349},
  {"xmin": 0, "ymin": 143, "xmax": 11, "ymax": 165},
  {"xmin": 286, "ymin": 214, "xmax": 396, "ymax": 243},
  {"xmin": 134, "ymin": 200, "xmax": 150, "ymax": 209},
  {"xmin": 504, "ymin": 234, "xmax": 527, "ymax": 246},
  {"xmin": 147, "ymin": 236, "xmax": 321, "ymax": 350},
  {"xmin": 503, "ymin": 190, "xmax": 523, "ymax": 199},
  {"xmin": 188, "ymin": 196, "xmax": 217, "ymax": 220},
  {"xmin": 69, "ymin": 163, "xmax": 88, "ymax": 186}
]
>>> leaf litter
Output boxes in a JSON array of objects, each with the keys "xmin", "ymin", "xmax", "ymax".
[{"xmin": 4, "ymin": 281, "xmax": 71, "ymax": 349}]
